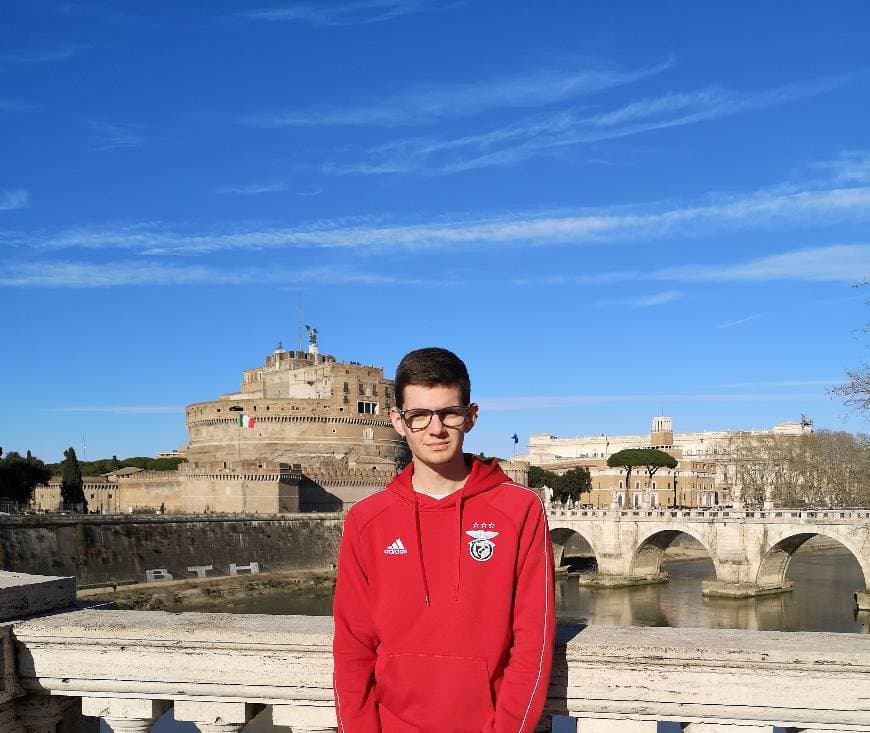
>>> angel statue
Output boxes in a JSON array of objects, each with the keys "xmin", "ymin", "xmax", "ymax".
[{"xmin": 305, "ymin": 325, "xmax": 318, "ymax": 346}]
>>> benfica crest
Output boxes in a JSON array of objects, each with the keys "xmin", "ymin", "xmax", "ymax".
[{"xmin": 466, "ymin": 529, "xmax": 499, "ymax": 562}]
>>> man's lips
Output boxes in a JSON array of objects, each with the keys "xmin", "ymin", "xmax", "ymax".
[{"xmin": 426, "ymin": 442, "xmax": 450, "ymax": 450}]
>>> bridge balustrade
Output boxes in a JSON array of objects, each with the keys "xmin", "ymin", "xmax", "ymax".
[{"xmin": 3, "ymin": 572, "xmax": 870, "ymax": 733}]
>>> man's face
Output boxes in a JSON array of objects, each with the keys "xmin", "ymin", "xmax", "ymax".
[{"xmin": 390, "ymin": 384, "xmax": 478, "ymax": 468}]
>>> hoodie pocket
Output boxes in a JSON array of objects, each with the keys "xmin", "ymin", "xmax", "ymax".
[{"xmin": 377, "ymin": 653, "xmax": 495, "ymax": 733}]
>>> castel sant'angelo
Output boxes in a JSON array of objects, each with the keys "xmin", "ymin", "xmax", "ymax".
[{"xmin": 117, "ymin": 331, "xmax": 412, "ymax": 513}]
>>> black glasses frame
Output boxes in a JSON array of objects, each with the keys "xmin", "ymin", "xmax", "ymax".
[{"xmin": 394, "ymin": 405, "xmax": 473, "ymax": 431}]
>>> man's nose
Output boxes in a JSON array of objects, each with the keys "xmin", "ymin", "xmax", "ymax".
[{"xmin": 427, "ymin": 412, "xmax": 448, "ymax": 433}]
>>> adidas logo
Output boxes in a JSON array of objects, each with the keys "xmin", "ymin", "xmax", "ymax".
[{"xmin": 384, "ymin": 538, "xmax": 408, "ymax": 555}]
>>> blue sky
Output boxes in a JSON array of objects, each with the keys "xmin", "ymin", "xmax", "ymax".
[{"xmin": 3, "ymin": 1, "xmax": 870, "ymax": 462}]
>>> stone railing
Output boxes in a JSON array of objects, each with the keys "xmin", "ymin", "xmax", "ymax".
[
  {"xmin": 548, "ymin": 507, "xmax": 870, "ymax": 522},
  {"xmin": 3, "ymin": 572, "xmax": 870, "ymax": 732}
]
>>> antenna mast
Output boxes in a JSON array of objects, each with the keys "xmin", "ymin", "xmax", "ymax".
[{"xmin": 295, "ymin": 291, "xmax": 303, "ymax": 353}]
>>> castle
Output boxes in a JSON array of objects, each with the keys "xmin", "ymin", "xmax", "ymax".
[{"xmin": 37, "ymin": 336, "xmax": 411, "ymax": 514}]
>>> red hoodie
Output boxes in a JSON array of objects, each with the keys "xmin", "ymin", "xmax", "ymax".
[{"xmin": 333, "ymin": 456, "xmax": 555, "ymax": 733}]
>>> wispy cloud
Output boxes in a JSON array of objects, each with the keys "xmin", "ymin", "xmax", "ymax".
[
  {"xmin": 54, "ymin": 3, "xmax": 142, "ymax": 24},
  {"xmin": 479, "ymin": 392, "xmax": 828, "ymax": 411},
  {"xmin": 250, "ymin": 58, "xmax": 673, "ymax": 128},
  {"xmin": 719, "ymin": 380, "xmax": 839, "ymax": 389},
  {"xmin": 0, "ymin": 261, "xmax": 399, "ymax": 288},
  {"xmin": 88, "ymin": 122, "xmax": 149, "ymax": 152},
  {"xmin": 0, "ymin": 190, "xmax": 30, "ymax": 211},
  {"xmin": 653, "ymin": 244, "xmax": 870, "ymax": 284},
  {"xmin": 246, "ymin": 0, "xmax": 453, "ymax": 26},
  {"xmin": 0, "ymin": 99, "xmax": 38, "ymax": 113},
  {"xmin": 812, "ymin": 149, "xmax": 870, "ymax": 185},
  {"xmin": 296, "ymin": 186, "xmax": 324, "ymax": 197},
  {"xmin": 716, "ymin": 313, "xmax": 765, "ymax": 329},
  {"xmin": 215, "ymin": 182, "xmax": 289, "ymax": 195},
  {"xmin": 0, "ymin": 46, "xmax": 80, "ymax": 64},
  {"xmin": 322, "ymin": 75, "xmax": 852, "ymax": 175},
  {"xmin": 519, "ymin": 245, "xmax": 870, "ymax": 287},
  {"xmin": 46, "ymin": 406, "xmax": 184, "ymax": 414},
  {"xmin": 7, "ymin": 182, "xmax": 870, "ymax": 255},
  {"xmin": 595, "ymin": 290, "xmax": 682, "ymax": 308}
]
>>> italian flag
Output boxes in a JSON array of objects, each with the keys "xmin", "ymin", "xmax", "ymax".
[{"xmin": 237, "ymin": 414, "xmax": 255, "ymax": 428}]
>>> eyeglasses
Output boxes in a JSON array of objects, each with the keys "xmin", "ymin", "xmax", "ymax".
[{"xmin": 395, "ymin": 405, "xmax": 472, "ymax": 431}]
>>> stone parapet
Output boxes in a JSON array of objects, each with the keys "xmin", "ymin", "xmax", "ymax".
[
  {"xmin": 6, "ymin": 607, "xmax": 870, "ymax": 731},
  {"xmin": 0, "ymin": 571, "xmax": 75, "ymax": 623}
]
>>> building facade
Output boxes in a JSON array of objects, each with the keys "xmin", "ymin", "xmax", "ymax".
[{"xmin": 524, "ymin": 416, "xmax": 810, "ymax": 508}]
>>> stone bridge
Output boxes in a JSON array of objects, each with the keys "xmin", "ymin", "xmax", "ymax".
[{"xmin": 548, "ymin": 506, "xmax": 870, "ymax": 606}]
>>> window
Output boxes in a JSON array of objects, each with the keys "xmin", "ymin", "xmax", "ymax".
[
  {"xmin": 343, "ymin": 382, "xmax": 349, "ymax": 393},
  {"xmin": 358, "ymin": 401, "xmax": 378, "ymax": 414}
]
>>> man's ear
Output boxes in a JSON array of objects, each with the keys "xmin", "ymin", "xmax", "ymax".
[
  {"xmin": 464, "ymin": 403, "xmax": 479, "ymax": 433},
  {"xmin": 389, "ymin": 407, "xmax": 407, "ymax": 437}
]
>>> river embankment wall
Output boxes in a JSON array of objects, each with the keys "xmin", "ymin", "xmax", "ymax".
[{"xmin": 0, "ymin": 514, "xmax": 343, "ymax": 586}]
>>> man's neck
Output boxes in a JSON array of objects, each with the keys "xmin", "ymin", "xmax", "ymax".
[{"xmin": 411, "ymin": 455, "xmax": 470, "ymax": 497}]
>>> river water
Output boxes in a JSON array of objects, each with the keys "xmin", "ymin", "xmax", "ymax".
[{"xmin": 188, "ymin": 547, "xmax": 868, "ymax": 633}]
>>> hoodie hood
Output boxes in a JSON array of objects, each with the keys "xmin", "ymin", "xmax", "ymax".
[
  {"xmin": 386, "ymin": 454, "xmax": 510, "ymax": 505},
  {"xmin": 385, "ymin": 455, "xmax": 511, "ymax": 606}
]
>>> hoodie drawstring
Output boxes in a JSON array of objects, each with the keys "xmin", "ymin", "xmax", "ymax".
[
  {"xmin": 413, "ymin": 492, "xmax": 431, "ymax": 606},
  {"xmin": 454, "ymin": 493, "xmax": 464, "ymax": 601}
]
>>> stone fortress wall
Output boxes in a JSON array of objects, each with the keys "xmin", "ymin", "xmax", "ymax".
[
  {"xmin": 102, "ymin": 340, "xmax": 411, "ymax": 514},
  {"xmin": 0, "ymin": 514, "xmax": 343, "ymax": 585},
  {"xmin": 186, "ymin": 346, "xmax": 408, "ymax": 472}
]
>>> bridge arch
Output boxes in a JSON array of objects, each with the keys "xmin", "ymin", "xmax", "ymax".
[
  {"xmin": 549, "ymin": 527, "xmax": 599, "ymax": 570},
  {"xmin": 756, "ymin": 531, "xmax": 870, "ymax": 590},
  {"xmin": 630, "ymin": 527, "xmax": 720, "ymax": 579}
]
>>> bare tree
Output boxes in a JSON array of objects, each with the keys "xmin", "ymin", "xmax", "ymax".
[
  {"xmin": 832, "ymin": 280, "xmax": 870, "ymax": 412},
  {"xmin": 725, "ymin": 430, "xmax": 870, "ymax": 508}
]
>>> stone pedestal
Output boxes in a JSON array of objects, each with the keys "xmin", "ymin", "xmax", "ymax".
[
  {"xmin": 174, "ymin": 701, "xmax": 258, "ymax": 733},
  {"xmin": 0, "ymin": 701, "xmax": 24, "ymax": 733},
  {"xmin": 81, "ymin": 698, "xmax": 168, "ymax": 733},
  {"xmin": 0, "ymin": 572, "xmax": 76, "ymax": 623},
  {"xmin": 701, "ymin": 580, "xmax": 793, "ymax": 599},
  {"xmin": 576, "ymin": 573, "xmax": 668, "ymax": 589},
  {"xmin": 16, "ymin": 694, "xmax": 75, "ymax": 733},
  {"xmin": 576, "ymin": 719, "xmax": 655, "ymax": 732},
  {"xmin": 682, "ymin": 724, "xmax": 774, "ymax": 731},
  {"xmin": 273, "ymin": 703, "xmax": 336, "ymax": 731}
]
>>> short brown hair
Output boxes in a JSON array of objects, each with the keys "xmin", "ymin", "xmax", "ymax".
[{"xmin": 394, "ymin": 347, "xmax": 471, "ymax": 409}]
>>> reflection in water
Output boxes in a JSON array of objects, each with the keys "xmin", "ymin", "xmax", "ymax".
[
  {"xmin": 557, "ymin": 548, "xmax": 867, "ymax": 633},
  {"xmin": 211, "ymin": 549, "xmax": 867, "ymax": 634}
]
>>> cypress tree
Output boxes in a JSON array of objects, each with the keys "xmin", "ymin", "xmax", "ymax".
[{"xmin": 61, "ymin": 447, "xmax": 87, "ymax": 512}]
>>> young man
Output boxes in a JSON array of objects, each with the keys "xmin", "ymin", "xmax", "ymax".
[{"xmin": 333, "ymin": 347, "xmax": 555, "ymax": 733}]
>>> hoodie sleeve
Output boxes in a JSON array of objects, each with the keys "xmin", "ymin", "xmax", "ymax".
[
  {"xmin": 488, "ymin": 499, "xmax": 555, "ymax": 733},
  {"xmin": 333, "ymin": 510, "xmax": 381, "ymax": 733}
]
